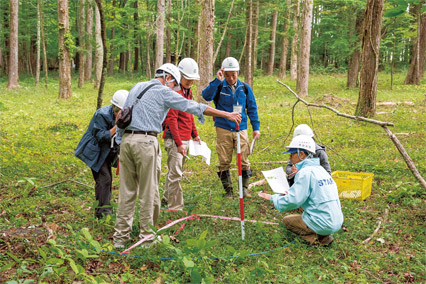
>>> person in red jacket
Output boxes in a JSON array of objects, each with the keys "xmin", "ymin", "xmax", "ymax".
[{"xmin": 162, "ymin": 58, "xmax": 201, "ymax": 210}]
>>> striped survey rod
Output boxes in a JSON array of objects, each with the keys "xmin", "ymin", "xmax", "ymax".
[{"xmin": 236, "ymin": 124, "xmax": 245, "ymax": 240}]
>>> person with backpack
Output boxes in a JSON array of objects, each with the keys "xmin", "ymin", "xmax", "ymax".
[
  {"xmin": 161, "ymin": 58, "xmax": 201, "ymax": 210},
  {"xmin": 75, "ymin": 90, "xmax": 129, "ymax": 219},
  {"xmin": 258, "ymin": 135, "xmax": 343, "ymax": 246},
  {"xmin": 286, "ymin": 124, "xmax": 331, "ymax": 186},
  {"xmin": 113, "ymin": 63, "xmax": 241, "ymax": 249},
  {"xmin": 202, "ymin": 57, "xmax": 260, "ymax": 199}
]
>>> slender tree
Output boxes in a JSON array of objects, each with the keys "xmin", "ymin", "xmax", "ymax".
[
  {"xmin": 347, "ymin": 8, "xmax": 364, "ymax": 88},
  {"xmin": 58, "ymin": 0, "xmax": 72, "ymax": 99},
  {"xmin": 38, "ymin": 0, "xmax": 48, "ymax": 88},
  {"xmin": 355, "ymin": 0, "xmax": 384, "ymax": 117},
  {"xmin": 7, "ymin": 0, "xmax": 19, "ymax": 89},
  {"xmin": 290, "ymin": 0, "xmax": 300, "ymax": 80},
  {"xmin": 296, "ymin": 0, "xmax": 313, "ymax": 97},
  {"xmin": 94, "ymin": 2, "xmax": 102, "ymax": 89},
  {"xmin": 165, "ymin": 0, "xmax": 171, "ymax": 63},
  {"xmin": 85, "ymin": 0, "xmax": 93, "ymax": 81},
  {"xmin": 278, "ymin": 0, "xmax": 291, "ymax": 78},
  {"xmin": 36, "ymin": 0, "xmax": 41, "ymax": 86},
  {"xmin": 251, "ymin": 0, "xmax": 259, "ymax": 76},
  {"xmin": 197, "ymin": 0, "xmax": 214, "ymax": 101},
  {"xmin": 78, "ymin": 0, "xmax": 85, "ymax": 88},
  {"xmin": 133, "ymin": 0, "xmax": 139, "ymax": 71},
  {"xmin": 108, "ymin": 0, "xmax": 116, "ymax": 75},
  {"xmin": 155, "ymin": 0, "xmax": 165, "ymax": 69},
  {"xmin": 266, "ymin": 9, "xmax": 278, "ymax": 76},
  {"xmin": 405, "ymin": 2, "xmax": 426, "ymax": 85},
  {"xmin": 244, "ymin": 0, "xmax": 254, "ymax": 88},
  {"xmin": 94, "ymin": 0, "xmax": 107, "ymax": 109}
]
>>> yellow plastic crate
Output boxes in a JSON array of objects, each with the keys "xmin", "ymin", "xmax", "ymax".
[{"xmin": 331, "ymin": 171, "xmax": 374, "ymax": 200}]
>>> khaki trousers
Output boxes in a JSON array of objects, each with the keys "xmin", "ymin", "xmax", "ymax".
[
  {"xmin": 113, "ymin": 133, "xmax": 161, "ymax": 244},
  {"xmin": 216, "ymin": 127, "xmax": 250, "ymax": 172},
  {"xmin": 282, "ymin": 214, "xmax": 318, "ymax": 244},
  {"xmin": 163, "ymin": 139, "xmax": 189, "ymax": 210}
]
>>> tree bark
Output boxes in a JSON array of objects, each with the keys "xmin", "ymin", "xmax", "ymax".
[
  {"xmin": 266, "ymin": 9, "xmax": 278, "ymax": 76},
  {"xmin": 278, "ymin": 0, "xmax": 291, "ymax": 79},
  {"xmin": 7, "ymin": 0, "xmax": 19, "ymax": 89},
  {"xmin": 58, "ymin": 0, "xmax": 72, "ymax": 99},
  {"xmin": 36, "ymin": 0, "xmax": 41, "ymax": 86},
  {"xmin": 251, "ymin": 0, "xmax": 259, "ymax": 76},
  {"xmin": 38, "ymin": 0, "xmax": 48, "ymax": 88},
  {"xmin": 355, "ymin": 0, "xmax": 384, "ymax": 117},
  {"xmin": 347, "ymin": 9, "xmax": 364, "ymax": 88},
  {"xmin": 108, "ymin": 0, "xmax": 116, "ymax": 75},
  {"xmin": 196, "ymin": 0, "xmax": 214, "ymax": 102},
  {"xmin": 94, "ymin": 2, "xmax": 102, "ymax": 89},
  {"xmin": 165, "ymin": 0, "xmax": 171, "ymax": 63},
  {"xmin": 94, "ymin": 0, "xmax": 107, "ymax": 110},
  {"xmin": 244, "ymin": 0, "xmax": 253, "ymax": 88},
  {"xmin": 85, "ymin": 0, "xmax": 93, "ymax": 81},
  {"xmin": 133, "ymin": 0, "xmax": 139, "ymax": 71},
  {"xmin": 78, "ymin": 0, "xmax": 85, "ymax": 88},
  {"xmin": 296, "ymin": 0, "xmax": 313, "ymax": 97},
  {"xmin": 404, "ymin": 4, "xmax": 426, "ymax": 84},
  {"xmin": 155, "ymin": 0, "xmax": 165, "ymax": 69},
  {"xmin": 290, "ymin": 0, "xmax": 300, "ymax": 80}
]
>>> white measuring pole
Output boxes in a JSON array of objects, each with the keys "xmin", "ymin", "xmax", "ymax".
[{"xmin": 236, "ymin": 125, "xmax": 245, "ymax": 240}]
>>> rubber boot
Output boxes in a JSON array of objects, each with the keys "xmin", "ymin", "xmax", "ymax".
[
  {"xmin": 218, "ymin": 170, "xmax": 233, "ymax": 199},
  {"xmin": 242, "ymin": 170, "xmax": 252, "ymax": 198}
]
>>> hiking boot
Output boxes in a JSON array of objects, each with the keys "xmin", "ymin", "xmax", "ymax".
[
  {"xmin": 318, "ymin": 235, "xmax": 334, "ymax": 246},
  {"xmin": 242, "ymin": 170, "xmax": 252, "ymax": 198},
  {"xmin": 218, "ymin": 170, "xmax": 233, "ymax": 200}
]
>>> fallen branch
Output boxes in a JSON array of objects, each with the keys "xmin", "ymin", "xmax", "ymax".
[
  {"xmin": 39, "ymin": 179, "xmax": 93, "ymax": 189},
  {"xmin": 277, "ymin": 80, "xmax": 425, "ymax": 189},
  {"xmin": 248, "ymin": 179, "xmax": 267, "ymax": 190},
  {"xmin": 362, "ymin": 208, "xmax": 389, "ymax": 244}
]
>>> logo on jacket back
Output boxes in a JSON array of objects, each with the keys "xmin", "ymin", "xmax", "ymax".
[{"xmin": 318, "ymin": 178, "xmax": 334, "ymax": 187}]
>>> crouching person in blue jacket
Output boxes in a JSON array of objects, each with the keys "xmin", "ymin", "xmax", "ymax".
[
  {"xmin": 75, "ymin": 90, "xmax": 129, "ymax": 218},
  {"xmin": 258, "ymin": 135, "xmax": 343, "ymax": 246}
]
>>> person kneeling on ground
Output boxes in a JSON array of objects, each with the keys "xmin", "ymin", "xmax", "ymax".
[
  {"xmin": 75, "ymin": 90, "xmax": 129, "ymax": 219},
  {"xmin": 286, "ymin": 124, "xmax": 331, "ymax": 186},
  {"xmin": 258, "ymin": 135, "xmax": 343, "ymax": 246}
]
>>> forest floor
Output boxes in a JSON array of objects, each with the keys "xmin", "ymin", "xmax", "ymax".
[{"xmin": 0, "ymin": 72, "xmax": 425, "ymax": 283}]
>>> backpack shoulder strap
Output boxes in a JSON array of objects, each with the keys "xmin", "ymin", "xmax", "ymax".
[
  {"xmin": 213, "ymin": 81, "xmax": 224, "ymax": 107},
  {"xmin": 132, "ymin": 83, "xmax": 155, "ymax": 106}
]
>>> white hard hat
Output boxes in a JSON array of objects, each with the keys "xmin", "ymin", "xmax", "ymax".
[
  {"xmin": 156, "ymin": 63, "xmax": 181, "ymax": 85},
  {"xmin": 178, "ymin": 58, "xmax": 200, "ymax": 80},
  {"xmin": 293, "ymin": 124, "xmax": 314, "ymax": 138},
  {"xmin": 283, "ymin": 135, "xmax": 315, "ymax": 154},
  {"xmin": 111, "ymin": 90, "xmax": 129, "ymax": 109},
  {"xmin": 221, "ymin": 57, "xmax": 239, "ymax": 71}
]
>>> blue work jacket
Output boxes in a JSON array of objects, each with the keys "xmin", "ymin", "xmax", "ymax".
[
  {"xmin": 74, "ymin": 105, "xmax": 115, "ymax": 173},
  {"xmin": 202, "ymin": 78, "xmax": 260, "ymax": 132},
  {"xmin": 271, "ymin": 158, "xmax": 344, "ymax": 235}
]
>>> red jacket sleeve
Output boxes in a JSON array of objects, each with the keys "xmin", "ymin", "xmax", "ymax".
[{"xmin": 166, "ymin": 108, "xmax": 183, "ymax": 147}]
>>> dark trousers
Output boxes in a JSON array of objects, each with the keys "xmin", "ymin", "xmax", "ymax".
[{"xmin": 91, "ymin": 153, "xmax": 114, "ymax": 218}]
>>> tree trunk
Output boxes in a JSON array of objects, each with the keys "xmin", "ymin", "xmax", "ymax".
[
  {"xmin": 355, "ymin": 0, "xmax": 384, "ymax": 117},
  {"xmin": 93, "ymin": 3, "xmax": 102, "ymax": 89},
  {"xmin": 146, "ymin": 31, "xmax": 152, "ymax": 78},
  {"xmin": 58, "ymin": 0, "xmax": 72, "ymax": 99},
  {"xmin": 196, "ymin": 0, "xmax": 214, "ymax": 102},
  {"xmin": 155, "ymin": 0, "xmax": 165, "ymax": 69},
  {"xmin": 244, "ymin": 0, "xmax": 254, "ymax": 88},
  {"xmin": 405, "ymin": 4, "xmax": 426, "ymax": 84},
  {"xmin": 85, "ymin": 0, "xmax": 93, "ymax": 81},
  {"xmin": 213, "ymin": 0, "xmax": 235, "ymax": 64},
  {"xmin": 296, "ymin": 0, "xmax": 313, "ymax": 97},
  {"xmin": 108, "ymin": 0, "xmax": 116, "ymax": 75},
  {"xmin": 38, "ymin": 0, "xmax": 48, "ymax": 88},
  {"xmin": 133, "ymin": 0, "xmax": 139, "ymax": 71},
  {"xmin": 78, "ymin": 0, "xmax": 85, "ymax": 88},
  {"xmin": 251, "ymin": 0, "xmax": 259, "ymax": 77},
  {"xmin": 165, "ymin": 0, "xmax": 171, "ymax": 63},
  {"xmin": 225, "ymin": 33, "xmax": 231, "ymax": 58},
  {"xmin": 266, "ymin": 9, "xmax": 278, "ymax": 76},
  {"xmin": 7, "ymin": 0, "xmax": 19, "ymax": 89},
  {"xmin": 290, "ymin": 0, "xmax": 300, "ymax": 80},
  {"xmin": 278, "ymin": 0, "xmax": 291, "ymax": 79},
  {"xmin": 94, "ymin": 0, "xmax": 107, "ymax": 110},
  {"xmin": 347, "ymin": 9, "xmax": 364, "ymax": 88},
  {"xmin": 35, "ymin": 0, "xmax": 41, "ymax": 86}
]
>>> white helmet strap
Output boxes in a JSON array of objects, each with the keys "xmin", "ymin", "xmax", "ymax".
[{"xmin": 297, "ymin": 149, "xmax": 313, "ymax": 161}]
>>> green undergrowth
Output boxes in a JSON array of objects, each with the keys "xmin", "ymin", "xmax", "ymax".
[{"xmin": 0, "ymin": 73, "xmax": 425, "ymax": 283}]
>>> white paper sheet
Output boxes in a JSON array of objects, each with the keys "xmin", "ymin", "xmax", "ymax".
[
  {"xmin": 188, "ymin": 140, "xmax": 211, "ymax": 165},
  {"xmin": 261, "ymin": 167, "xmax": 290, "ymax": 194}
]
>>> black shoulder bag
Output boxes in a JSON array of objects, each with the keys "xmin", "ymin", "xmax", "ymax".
[{"xmin": 115, "ymin": 84, "xmax": 155, "ymax": 129}]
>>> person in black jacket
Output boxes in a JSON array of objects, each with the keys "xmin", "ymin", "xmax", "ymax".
[{"xmin": 75, "ymin": 90, "xmax": 128, "ymax": 218}]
